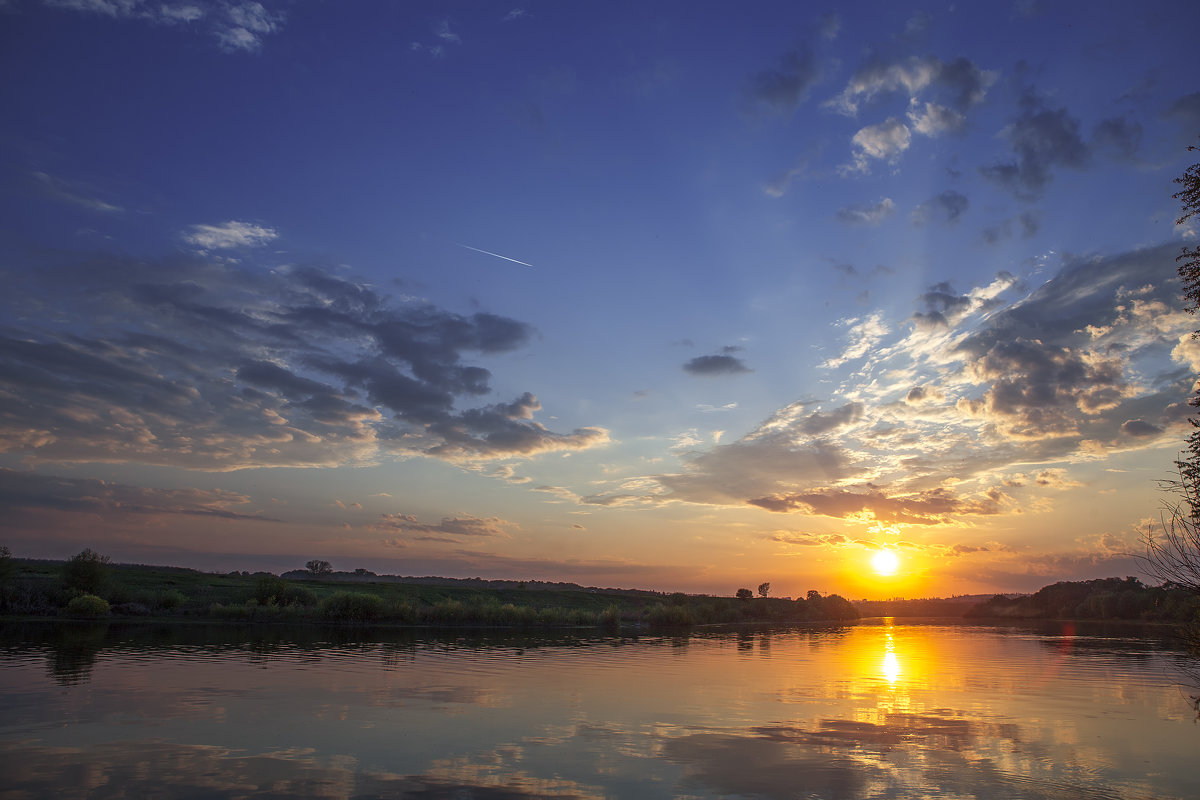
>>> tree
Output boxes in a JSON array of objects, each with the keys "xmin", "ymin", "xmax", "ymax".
[
  {"xmin": 735, "ymin": 588, "xmax": 753, "ymax": 601},
  {"xmin": 61, "ymin": 548, "xmax": 111, "ymax": 595},
  {"xmin": 0, "ymin": 545, "xmax": 14, "ymax": 586},
  {"xmin": 1144, "ymin": 140, "xmax": 1200, "ymax": 602},
  {"xmin": 305, "ymin": 559, "xmax": 333, "ymax": 575},
  {"xmin": 757, "ymin": 581, "xmax": 770, "ymax": 598}
]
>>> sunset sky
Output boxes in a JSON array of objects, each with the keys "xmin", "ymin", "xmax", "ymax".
[{"xmin": 2, "ymin": 0, "xmax": 1199, "ymax": 599}]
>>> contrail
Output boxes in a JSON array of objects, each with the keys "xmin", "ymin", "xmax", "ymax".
[{"xmin": 456, "ymin": 243, "xmax": 534, "ymax": 268}]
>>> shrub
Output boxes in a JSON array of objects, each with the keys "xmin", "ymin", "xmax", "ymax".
[
  {"xmin": 319, "ymin": 591, "xmax": 384, "ymax": 622},
  {"xmin": 156, "ymin": 589, "xmax": 186, "ymax": 611},
  {"xmin": 253, "ymin": 575, "xmax": 288, "ymax": 605},
  {"xmin": 598, "ymin": 604, "xmax": 622, "ymax": 629},
  {"xmin": 65, "ymin": 594, "xmax": 110, "ymax": 618},
  {"xmin": 62, "ymin": 549, "xmax": 111, "ymax": 596},
  {"xmin": 645, "ymin": 602, "xmax": 695, "ymax": 627},
  {"xmin": 280, "ymin": 584, "xmax": 317, "ymax": 607}
]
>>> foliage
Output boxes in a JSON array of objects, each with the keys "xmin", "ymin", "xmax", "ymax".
[
  {"xmin": 1144, "ymin": 142, "xmax": 1200, "ymax": 597},
  {"xmin": 319, "ymin": 591, "xmax": 385, "ymax": 622},
  {"xmin": 65, "ymin": 594, "xmax": 111, "ymax": 618},
  {"xmin": 757, "ymin": 582, "xmax": 770, "ymax": 598},
  {"xmin": 735, "ymin": 588, "xmax": 753, "ymax": 601},
  {"xmin": 305, "ymin": 559, "xmax": 333, "ymax": 575},
  {"xmin": 964, "ymin": 577, "xmax": 1200, "ymax": 622},
  {"xmin": 253, "ymin": 575, "xmax": 289, "ymax": 605},
  {"xmin": 0, "ymin": 545, "xmax": 14, "ymax": 586},
  {"xmin": 61, "ymin": 549, "xmax": 111, "ymax": 596}
]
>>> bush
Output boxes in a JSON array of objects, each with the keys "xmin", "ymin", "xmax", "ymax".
[
  {"xmin": 253, "ymin": 575, "xmax": 288, "ymax": 605},
  {"xmin": 156, "ymin": 589, "xmax": 186, "ymax": 611},
  {"xmin": 62, "ymin": 549, "xmax": 111, "ymax": 596},
  {"xmin": 65, "ymin": 594, "xmax": 111, "ymax": 618},
  {"xmin": 598, "ymin": 604, "xmax": 622, "ymax": 629},
  {"xmin": 319, "ymin": 591, "xmax": 384, "ymax": 622}
]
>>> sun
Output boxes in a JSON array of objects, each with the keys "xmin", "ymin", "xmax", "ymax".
[{"xmin": 871, "ymin": 549, "xmax": 900, "ymax": 577}]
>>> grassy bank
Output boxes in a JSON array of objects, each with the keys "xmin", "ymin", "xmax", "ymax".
[{"xmin": 0, "ymin": 555, "xmax": 860, "ymax": 629}]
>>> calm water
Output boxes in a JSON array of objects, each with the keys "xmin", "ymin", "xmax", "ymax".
[{"xmin": 1, "ymin": 619, "xmax": 1198, "ymax": 799}]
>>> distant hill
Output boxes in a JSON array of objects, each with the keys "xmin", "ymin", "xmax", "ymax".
[
  {"xmin": 853, "ymin": 595, "xmax": 1002, "ymax": 618},
  {"xmin": 279, "ymin": 569, "xmax": 663, "ymax": 597}
]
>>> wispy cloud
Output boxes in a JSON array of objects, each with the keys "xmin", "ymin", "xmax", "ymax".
[
  {"xmin": 41, "ymin": 0, "xmax": 285, "ymax": 52},
  {"xmin": 183, "ymin": 220, "xmax": 278, "ymax": 250}
]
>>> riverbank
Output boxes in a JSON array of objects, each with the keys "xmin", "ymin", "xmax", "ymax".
[{"xmin": 0, "ymin": 557, "xmax": 860, "ymax": 629}]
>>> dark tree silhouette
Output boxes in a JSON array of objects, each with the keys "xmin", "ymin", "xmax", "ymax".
[
  {"xmin": 305, "ymin": 559, "xmax": 333, "ymax": 575},
  {"xmin": 757, "ymin": 581, "xmax": 770, "ymax": 598},
  {"xmin": 61, "ymin": 548, "xmax": 110, "ymax": 596},
  {"xmin": 1145, "ymin": 140, "xmax": 1200, "ymax": 598},
  {"xmin": 735, "ymin": 588, "xmax": 753, "ymax": 601}
]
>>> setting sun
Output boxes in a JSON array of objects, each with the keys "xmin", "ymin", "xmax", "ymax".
[{"xmin": 872, "ymin": 550, "xmax": 901, "ymax": 577}]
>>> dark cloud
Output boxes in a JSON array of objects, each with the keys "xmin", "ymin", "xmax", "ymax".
[
  {"xmin": 1163, "ymin": 92, "xmax": 1200, "ymax": 143},
  {"xmin": 0, "ymin": 255, "xmax": 607, "ymax": 468},
  {"xmin": 911, "ymin": 190, "xmax": 968, "ymax": 226},
  {"xmin": 0, "ymin": 469, "xmax": 279, "ymax": 522},
  {"xmin": 372, "ymin": 512, "xmax": 512, "ymax": 539},
  {"xmin": 799, "ymin": 402, "xmax": 863, "ymax": 435},
  {"xmin": 980, "ymin": 90, "xmax": 1090, "ymax": 200},
  {"xmin": 1092, "ymin": 116, "xmax": 1143, "ymax": 161},
  {"xmin": 748, "ymin": 486, "xmax": 1000, "ymax": 524},
  {"xmin": 912, "ymin": 280, "xmax": 972, "ymax": 328},
  {"xmin": 748, "ymin": 47, "xmax": 821, "ymax": 112},
  {"xmin": 981, "ymin": 211, "xmax": 1040, "ymax": 244},
  {"xmin": 957, "ymin": 337, "xmax": 1126, "ymax": 439},
  {"xmin": 1121, "ymin": 418, "xmax": 1162, "ymax": 437},
  {"xmin": 683, "ymin": 354, "xmax": 751, "ymax": 376}
]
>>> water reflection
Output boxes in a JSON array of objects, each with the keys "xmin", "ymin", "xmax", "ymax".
[
  {"xmin": 1, "ymin": 620, "xmax": 1198, "ymax": 799},
  {"xmin": 881, "ymin": 618, "xmax": 901, "ymax": 685}
]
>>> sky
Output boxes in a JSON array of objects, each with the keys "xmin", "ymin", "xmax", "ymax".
[{"xmin": 1, "ymin": 0, "xmax": 1199, "ymax": 599}]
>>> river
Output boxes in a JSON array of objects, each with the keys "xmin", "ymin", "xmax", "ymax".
[{"xmin": 1, "ymin": 618, "xmax": 1197, "ymax": 798}]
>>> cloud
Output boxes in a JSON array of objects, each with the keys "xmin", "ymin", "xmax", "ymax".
[
  {"xmin": 616, "ymin": 244, "xmax": 1189, "ymax": 525},
  {"xmin": 911, "ymin": 190, "xmax": 968, "ymax": 226},
  {"xmin": 1163, "ymin": 92, "xmax": 1200, "ymax": 144},
  {"xmin": 411, "ymin": 19, "xmax": 463, "ymax": 57},
  {"xmin": 1092, "ymin": 116, "xmax": 1142, "ymax": 161},
  {"xmin": 821, "ymin": 313, "xmax": 888, "ymax": 368},
  {"xmin": 0, "ymin": 468, "xmax": 279, "ymax": 521},
  {"xmin": 371, "ymin": 512, "xmax": 513, "ymax": 539},
  {"xmin": 980, "ymin": 89, "xmax": 1090, "ymax": 200},
  {"xmin": 981, "ymin": 211, "xmax": 1040, "ymax": 244},
  {"xmin": 907, "ymin": 102, "xmax": 965, "ymax": 136},
  {"xmin": 183, "ymin": 220, "xmax": 278, "ymax": 249},
  {"xmin": 835, "ymin": 197, "xmax": 895, "ymax": 226},
  {"xmin": 42, "ymin": 0, "xmax": 285, "ymax": 51},
  {"xmin": 846, "ymin": 118, "xmax": 911, "ymax": 172},
  {"xmin": 0, "ymin": 254, "xmax": 608, "ymax": 469},
  {"xmin": 30, "ymin": 171, "xmax": 124, "ymax": 213},
  {"xmin": 826, "ymin": 55, "xmax": 995, "ymax": 117},
  {"xmin": 747, "ymin": 47, "xmax": 821, "ymax": 113},
  {"xmin": 683, "ymin": 354, "xmax": 752, "ymax": 376}
]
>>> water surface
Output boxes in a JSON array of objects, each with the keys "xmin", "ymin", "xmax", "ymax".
[{"xmin": 1, "ymin": 619, "xmax": 1197, "ymax": 799}]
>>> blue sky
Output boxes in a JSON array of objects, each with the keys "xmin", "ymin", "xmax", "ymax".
[{"xmin": 2, "ymin": 0, "xmax": 1199, "ymax": 598}]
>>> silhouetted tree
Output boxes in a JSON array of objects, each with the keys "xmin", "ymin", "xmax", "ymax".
[
  {"xmin": 1175, "ymin": 139, "xmax": 1200, "ymax": 519},
  {"xmin": 305, "ymin": 559, "xmax": 333, "ymax": 575},
  {"xmin": 735, "ymin": 588, "xmax": 753, "ymax": 601},
  {"xmin": 61, "ymin": 549, "xmax": 110, "ymax": 596},
  {"xmin": 1145, "ymin": 141, "xmax": 1200, "ymax": 594},
  {"xmin": 0, "ymin": 545, "xmax": 14, "ymax": 585},
  {"xmin": 757, "ymin": 581, "xmax": 770, "ymax": 598}
]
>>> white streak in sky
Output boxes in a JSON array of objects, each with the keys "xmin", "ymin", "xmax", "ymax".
[{"xmin": 456, "ymin": 243, "xmax": 535, "ymax": 268}]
